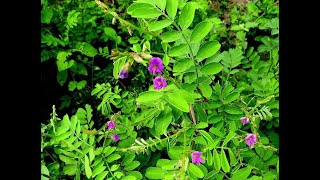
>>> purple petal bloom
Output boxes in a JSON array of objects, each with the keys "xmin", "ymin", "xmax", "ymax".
[
  {"xmin": 148, "ymin": 57, "xmax": 164, "ymax": 75},
  {"xmin": 112, "ymin": 133, "xmax": 120, "ymax": 142},
  {"xmin": 107, "ymin": 120, "xmax": 116, "ymax": 129},
  {"xmin": 118, "ymin": 69, "xmax": 129, "ymax": 79},
  {"xmin": 153, "ymin": 76, "xmax": 167, "ymax": 90},
  {"xmin": 191, "ymin": 151, "xmax": 205, "ymax": 165},
  {"xmin": 240, "ymin": 117, "xmax": 249, "ymax": 125},
  {"xmin": 245, "ymin": 133, "xmax": 257, "ymax": 147}
]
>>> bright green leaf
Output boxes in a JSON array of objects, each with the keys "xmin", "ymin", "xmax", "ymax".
[
  {"xmin": 220, "ymin": 149, "xmax": 230, "ymax": 173},
  {"xmin": 200, "ymin": 63, "xmax": 223, "ymax": 75},
  {"xmin": 145, "ymin": 167, "xmax": 167, "ymax": 179},
  {"xmin": 190, "ymin": 21, "xmax": 213, "ymax": 43},
  {"xmin": 189, "ymin": 163, "xmax": 204, "ymax": 178},
  {"xmin": 169, "ymin": 44, "xmax": 189, "ymax": 57},
  {"xmin": 231, "ymin": 167, "xmax": 252, "ymax": 180},
  {"xmin": 148, "ymin": 19, "xmax": 172, "ymax": 31},
  {"xmin": 127, "ymin": 3, "xmax": 162, "ymax": 19},
  {"xmin": 162, "ymin": 31, "xmax": 182, "ymax": 43},
  {"xmin": 178, "ymin": 2, "xmax": 198, "ymax": 30},
  {"xmin": 136, "ymin": 91, "xmax": 164, "ymax": 104},
  {"xmin": 213, "ymin": 149, "xmax": 221, "ymax": 171},
  {"xmin": 196, "ymin": 41, "xmax": 221, "ymax": 60},
  {"xmin": 165, "ymin": 92, "xmax": 189, "ymax": 112},
  {"xmin": 84, "ymin": 155, "xmax": 92, "ymax": 178},
  {"xmin": 166, "ymin": 0, "xmax": 178, "ymax": 19}
]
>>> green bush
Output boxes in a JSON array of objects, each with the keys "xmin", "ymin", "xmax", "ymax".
[{"xmin": 41, "ymin": 0, "xmax": 279, "ymax": 179}]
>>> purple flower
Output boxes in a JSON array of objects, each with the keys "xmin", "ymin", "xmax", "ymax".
[
  {"xmin": 112, "ymin": 133, "xmax": 120, "ymax": 142},
  {"xmin": 153, "ymin": 76, "xmax": 167, "ymax": 90},
  {"xmin": 245, "ymin": 133, "xmax": 257, "ymax": 147},
  {"xmin": 118, "ymin": 69, "xmax": 129, "ymax": 79},
  {"xmin": 240, "ymin": 117, "xmax": 249, "ymax": 125},
  {"xmin": 191, "ymin": 151, "xmax": 205, "ymax": 165},
  {"xmin": 148, "ymin": 57, "xmax": 164, "ymax": 75},
  {"xmin": 107, "ymin": 121, "xmax": 116, "ymax": 129}
]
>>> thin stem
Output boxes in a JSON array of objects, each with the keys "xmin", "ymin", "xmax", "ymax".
[
  {"xmin": 44, "ymin": 149, "xmax": 56, "ymax": 162},
  {"xmin": 95, "ymin": 0, "xmax": 162, "ymax": 39}
]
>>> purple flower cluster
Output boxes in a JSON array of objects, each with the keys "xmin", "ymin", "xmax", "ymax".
[
  {"xmin": 118, "ymin": 62, "xmax": 131, "ymax": 79},
  {"xmin": 245, "ymin": 133, "xmax": 257, "ymax": 147},
  {"xmin": 191, "ymin": 151, "xmax": 205, "ymax": 165},
  {"xmin": 240, "ymin": 116, "xmax": 249, "ymax": 125},
  {"xmin": 148, "ymin": 57, "xmax": 164, "ymax": 75},
  {"xmin": 106, "ymin": 120, "xmax": 120, "ymax": 142},
  {"xmin": 148, "ymin": 57, "xmax": 167, "ymax": 90}
]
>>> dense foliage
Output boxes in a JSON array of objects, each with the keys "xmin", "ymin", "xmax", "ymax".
[{"xmin": 41, "ymin": 0, "xmax": 279, "ymax": 179}]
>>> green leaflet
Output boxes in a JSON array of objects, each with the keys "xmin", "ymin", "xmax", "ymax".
[
  {"xmin": 148, "ymin": 19, "xmax": 172, "ymax": 31},
  {"xmin": 169, "ymin": 44, "xmax": 189, "ymax": 57},
  {"xmin": 190, "ymin": 21, "xmax": 213, "ymax": 43},
  {"xmin": 220, "ymin": 149, "xmax": 230, "ymax": 173},
  {"xmin": 145, "ymin": 167, "xmax": 167, "ymax": 179},
  {"xmin": 162, "ymin": 31, "xmax": 182, "ymax": 42},
  {"xmin": 196, "ymin": 41, "xmax": 221, "ymax": 61},
  {"xmin": 165, "ymin": 92, "xmax": 189, "ymax": 112},
  {"xmin": 127, "ymin": 3, "xmax": 162, "ymax": 19},
  {"xmin": 166, "ymin": 0, "xmax": 178, "ymax": 19},
  {"xmin": 189, "ymin": 163, "xmax": 204, "ymax": 178},
  {"xmin": 178, "ymin": 2, "xmax": 198, "ymax": 30}
]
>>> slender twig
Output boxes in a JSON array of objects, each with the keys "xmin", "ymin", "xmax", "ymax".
[{"xmin": 95, "ymin": 0, "xmax": 162, "ymax": 39}]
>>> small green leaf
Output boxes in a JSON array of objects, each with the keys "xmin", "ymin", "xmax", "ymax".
[
  {"xmin": 41, "ymin": 165, "xmax": 49, "ymax": 176},
  {"xmin": 220, "ymin": 149, "xmax": 230, "ymax": 173},
  {"xmin": 122, "ymin": 153, "xmax": 135, "ymax": 165},
  {"xmin": 166, "ymin": 0, "xmax": 178, "ymax": 19},
  {"xmin": 124, "ymin": 161, "xmax": 140, "ymax": 171},
  {"xmin": 127, "ymin": 3, "xmax": 162, "ymax": 19},
  {"xmin": 63, "ymin": 164, "xmax": 77, "ymax": 176},
  {"xmin": 200, "ymin": 63, "xmax": 223, "ymax": 75},
  {"xmin": 165, "ymin": 92, "xmax": 189, "ymax": 112},
  {"xmin": 155, "ymin": 107, "xmax": 172, "ymax": 135},
  {"xmin": 209, "ymin": 127, "xmax": 224, "ymax": 137},
  {"xmin": 79, "ymin": 42, "xmax": 97, "ymax": 57},
  {"xmin": 106, "ymin": 154, "xmax": 121, "ymax": 163},
  {"xmin": 104, "ymin": 146, "xmax": 117, "ymax": 157},
  {"xmin": 84, "ymin": 155, "xmax": 92, "ymax": 178},
  {"xmin": 222, "ymin": 131, "xmax": 235, "ymax": 146},
  {"xmin": 95, "ymin": 171, "xmax": 108, "ymax": 180},
  {"xmin": 168, "ymin": 146, "xmax": 184, "ymax": 160},
  {"xmin": 145, "ymin": 167, "xmax": 167, "ymax": 179},
  {"xmin": 92, "ymin": 165, "xmax": 106, "ymax": 177},
  {"xmin": 178, "ymin": 2, "xmax": 198, "ymax": 30},
  {"xmin": 190, "ymin": 21, "xmax": 213, "ymax": 43},
  {"xmin": 228, "ymin": 149, "xmax": 237, "ymax": 166},
  {"xmin": 224, "ymin": 92, "xmax": 240, "ymax": 104},
  {"xmin": 225, "ymin": 107, "xmax": 243, "ymax": 114},
  {"xmin": 148, "ymin": 19, "xmax": 172, "ymax": 31},
  {"xmin": 136, "ymin": 91, "xmax": 164, "ymax": 104},
  {"xmin": 206, "ymin": 150, "xmax": 213, "ymax": 166},
  {"xmin": 195, "ymin": 122, "xmax": 208, "ymax": 129},
  {"xmin": 231, "ymin": 167, "xmax": 252, "ymax": 180},
  {"xmin": 199, "ymin": 83, "xmax": 212, "ymax": 98},
  {"xmin": 57, "ymin": 70, "xmax": 68, "ymax": 86},
  {"xmin": 189, "ymin": 163, "xmax": 204, "ymax": 178},
  {"xmin": 76, "ymin": 80, "xmax": 87, "ymax": 90},
  {"xmin": 213, "ymin": 149, "xmax": 221, "ymax": 171},
  {"xmin": 169, "ymin": 44, "xmax": 189, "ymax": 57},
  {"xmin": 173, "ymin": 58, "xmax": 193, "ymax": 73},
  {"xmin": 196, "ymin": 41, "xmax": 221, "ymax": 60},
  {"xmin": 199, "ymin": 130, "xmax": 215, "ymax": 145},
  {"xmin": 155, "ymin": 0, "xmax": 166, "ymax": 10},
  {"xmin": 68, "ymin": 81, "xmax": 77, "ymax": 91},
  {"xmin": 162, "ymin": 31, "xmax": 182, "ymax": 42}
]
